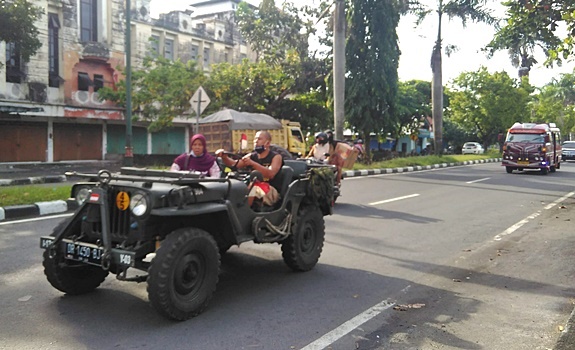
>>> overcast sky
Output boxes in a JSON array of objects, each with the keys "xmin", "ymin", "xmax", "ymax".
[{"xmin": 150, "ymin": 0, "xmax": 575, "ymax": 88}]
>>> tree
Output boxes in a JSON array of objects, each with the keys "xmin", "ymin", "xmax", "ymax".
[
  {"xmin": 204, "ymin": 55, "xmax": 331, "ymax": 134},
  {"xmin": 409, "ymin": 0, "xmax": 496, "ymax": 154},
  {"xmin": 346, "ymin": 0, "xmax": 401, "ymax": 163},
  {"xmin": 487, "ymin": 1, "xmax": 575, "ymax": 67},
  {"xmin": 236, "ymin": 0, "xmax": 312, "ymax": 64},
  {"xmin": 97, "ymin": 57, "xmax": 205, "ymax": 132},
  {"xmin": 486, "ymin": 0, "xmax": 562, "ymax": 78},
  {"xmin": 391, "ymin": 80, "xmax": 432, "ymax": 151},
  {"xmin": 530, "ymin": 73, "xmax": 575, "ymax": 137},
  {"xmin": 234, "ymin": 0, "xmax": 333, "ymax": 134},
  {"xmin": 448, "ymin": 67, "xmax": 532, "ymax": 148},
  {"xmin": 0, "ymin": 0, "xmax": 43, "ymax": 67}
]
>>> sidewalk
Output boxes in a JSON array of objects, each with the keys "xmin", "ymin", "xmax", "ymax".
[{"xmin": 0, "ymin": 158, "xmax": 501, "ymax": 221}]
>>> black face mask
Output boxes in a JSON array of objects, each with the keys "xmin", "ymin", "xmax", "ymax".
[
  {"xmin": 317, "ymin": 138, "xmax": 327, "ymax": 145},
  {"xmin": 254, "ymin": 145, "xmax": 266, "ymax": 154}
]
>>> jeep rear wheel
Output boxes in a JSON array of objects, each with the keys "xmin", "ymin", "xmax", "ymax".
[
  {"xmin": 147, "ymin": 228, "xmax": 220, "ymax": 321},
  {"xmin": 281, "ymin": 206, "xmax": 325, "ymax": 272},
  {"xmin": 43, "ymin": 220, "xmax": 109, "ymax": 295}
]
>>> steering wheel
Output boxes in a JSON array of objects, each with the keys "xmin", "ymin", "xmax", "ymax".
[{"xmin": 217, "ymin": 151, "xmax": 252, "ymax": 179}]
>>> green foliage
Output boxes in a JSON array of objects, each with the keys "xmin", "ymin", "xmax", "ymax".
[
  {"xmin": 408, "ymin": 0, "xmax": 496, "ymax": 154},
  {"xmin": 0, "ymin": 0, "xmax": 43, "ymax": 65},
  {"xmin": 531, "ymin": 72, "xmax": 575, "ymax": 136},
  {"xmin": 236, "ymin": 0, "xmax": 312, "ymax": 64},
  {"xmin": 204, "ymin": 55, "xmax": 331, "ymax": 135},
  {"xmin": 345, "ymin": 0, "xmax": 401, "ymax": 157},
  {"xmin": 488, "ymin": 1, "xmax": 575, "ymax": 67},
  {"xmin": 393, "ymin": 80, "xmax": 433, "ymax": 138},
  {"xmin": 204, "ymin": 57, "xmax": 297, "ymax": 114},
  {"xmin": 448, "ymin": 67, "xmax": 531, "ymax": 147},
  {"xmin": 443, "ymin": 117, "xmax": 475, "ymax": 151},
  {"xmin": 97, "ymin": 57, "xmax": 205, "ymax": 132},
  {"xmin": 486, "ymin": 0, "xmax": 562, "ymax": 75}
]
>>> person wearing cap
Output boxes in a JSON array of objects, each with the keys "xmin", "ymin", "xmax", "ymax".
[
  {"xmin": 216, "ymin": 130, "xmax": 283, "ymax": 207},
  {"xmin": 170, "ymin": 134, "xmax": 220, "ymax": 178}
]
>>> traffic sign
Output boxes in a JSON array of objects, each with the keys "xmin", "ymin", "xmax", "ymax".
[{"xmin": 190, "ymin": 86, "xmax": 210, "ymax": 116}]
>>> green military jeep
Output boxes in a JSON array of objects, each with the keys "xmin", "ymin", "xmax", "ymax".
[{"xmin": 40, "ymin": 160, "xmax": 334, "ymax": 320}]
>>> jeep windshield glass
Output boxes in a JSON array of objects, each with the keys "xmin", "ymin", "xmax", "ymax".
[{"xmin": 506, "ymin": 133, "xmax": 545, "ymax": 143}]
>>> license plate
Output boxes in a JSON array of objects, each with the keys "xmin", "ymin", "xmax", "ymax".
[
  {"xmin": 518, "ymin": 161, "xmax": 529, "ymax": 165},
  {"xmin": 40, "ymin": 236, "xmax": 135, "ymax": 267}
]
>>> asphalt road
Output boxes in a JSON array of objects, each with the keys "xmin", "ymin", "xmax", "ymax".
[{"xmin": 1, "ymin": 162, "xmax": 575, "ymax": 349}]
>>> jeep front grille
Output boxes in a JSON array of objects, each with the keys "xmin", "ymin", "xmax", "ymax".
[{"xmin": 108, "ymin": 188, "xmax": 132, "ymax": 239}]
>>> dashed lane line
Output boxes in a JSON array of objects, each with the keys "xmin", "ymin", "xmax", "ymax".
[{"xmin": 368, "ymin": 193, "xmax": 420, "ymax": 206}]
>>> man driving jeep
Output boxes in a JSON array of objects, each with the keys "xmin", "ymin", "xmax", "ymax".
[{"xmin": 216, "ymin": 130, "xmax": 284, "ymax": 207}]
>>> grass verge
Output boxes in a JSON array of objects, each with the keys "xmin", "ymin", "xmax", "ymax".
[{"xmin": 0, "ymin": 185, "xmax": 72, "ymax": 207}]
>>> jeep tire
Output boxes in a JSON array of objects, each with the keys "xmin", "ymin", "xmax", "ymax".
[
  {"xmin": 147, "ymin": 228, "xmax": 220, "ymax": 321},
  {"xmin": 281, "ymin": 206, "xmax": 325, "ymax": 271},
  {"xmin": 43, "ymin": 220, "xmax": 109, "ymax": 295}
]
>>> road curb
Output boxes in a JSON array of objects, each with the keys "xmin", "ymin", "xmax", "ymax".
[
  {"xmin": 0, "ymin": 174, "xmax": 66, "ymax": 187},
  {"xmin": 554, "ymin": 304, "xmax": 575, "ymax": 350},
  {"xmin": 0, "ymin": 200, "xmax": 75, "ymax": 222},
  {"xmin": 343, "ymin": 157, "xmax": 502, "ymax": 178}
]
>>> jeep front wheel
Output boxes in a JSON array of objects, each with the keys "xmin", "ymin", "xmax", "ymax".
[
  {"xmin": 281, "ymin": 206, "xmax": 325, "ymax": 271},
  {"xmin": 147, "ymin": 228, "xmax": 220, "ymax": 321},
  {"xmin": 43, "ymin": 219, "xmax": 109, "ymax": 295}
]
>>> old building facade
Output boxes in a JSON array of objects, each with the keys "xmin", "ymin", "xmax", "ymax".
[{"xmin": 0, "ymin": 0, "xmax": 255, "ymax": 163}]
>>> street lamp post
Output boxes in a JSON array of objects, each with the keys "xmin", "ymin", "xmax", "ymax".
[
  {"xmin": 124, "ymin": 0, "xmax": 133, "ymax": 166},
  {"xmin": 333, "ymin": 0, "xmax": 345, "ymax": 141}
]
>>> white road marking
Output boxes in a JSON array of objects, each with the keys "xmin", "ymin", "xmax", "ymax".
[
  {"xmin": 466, "ymin": 177, "xmax": 490, "ymax": 184},
  {"xmin": 493, "ymin": 191, "xmax": 575, "ymax": 241},
  {"xmin": 369, "ymin": 194, "xmax": 420, "ymax": 206},
  {"xmin": 0, "ymin": 213, "xmax": 72, "ymax": 226},
  {"xmin": 300, "ymin": 300, "xmax": 395, "ymax": 350}
]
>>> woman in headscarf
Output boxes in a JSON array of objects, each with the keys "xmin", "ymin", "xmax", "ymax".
[{"xmin": 170, "ymin": 134, "xmax": 220, "ymax": 177}]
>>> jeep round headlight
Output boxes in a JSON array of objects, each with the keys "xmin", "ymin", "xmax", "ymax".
[
  {"xmin": 130, "ymin": 193, "xmax": 148, "ymax": 217},
  {"xmin": 75, "ymin": 186, "xmax": 91, "ymax": 205}
]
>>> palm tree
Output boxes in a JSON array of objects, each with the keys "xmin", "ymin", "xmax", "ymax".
[{"xmin": 410, "ymin": 0, "xmax": 496, "ymax": 154}]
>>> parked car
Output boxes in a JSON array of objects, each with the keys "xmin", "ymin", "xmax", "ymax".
[
  {"xmin": 462, "ymin": 142, "xmax": 484, "ymax": 155},
  {"xmin": 561, "ymin": 141, "xmax": 575, "ymax": 161}
]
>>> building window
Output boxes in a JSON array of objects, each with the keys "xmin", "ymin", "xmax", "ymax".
[
  {"xmin": 164, "ymin": 38, "xmax": 174, "ymax": 61},
  {"xmin": 80, "ymin": 0, "xmax": 98, "ymax": 42},
  {"xmin": 203, "ymin": 47, "xmax": 210, "ymax": 66},
  {"xmin": 6, "ymin": 42, "xmax": 23, "ymax": 83},
  {"xmin": 48, "ymin": 13, "xmax": 61, "ymax": 87},
  {"xmin": 93, "ymin": 74, "xmax": 104, "ymax": 92},
  {"xmin": 191, "ymin": 44, "xmax": 198, "ymax": 60},
  {"xmin": 78, "ymin": 72, "xmax": 91, "ymax": 91},
  {"xmin": 149, "ymin": 35, "xmax": 160, "ymax": 57}
]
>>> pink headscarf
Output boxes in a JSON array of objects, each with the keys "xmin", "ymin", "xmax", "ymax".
[{"xmin": 187, "ymin": 134, "xmax": 216, "ymax": 172}]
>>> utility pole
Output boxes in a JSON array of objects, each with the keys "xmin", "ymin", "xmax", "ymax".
[
  {"xmin": 333, "ymin": 0, "xmax": 345, "ymax": 141},
  {"xmin": 124, "ymin": 0, "xmax": 134, "ymax": 166}
]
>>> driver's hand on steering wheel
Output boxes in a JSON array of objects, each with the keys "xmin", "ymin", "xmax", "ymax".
[
  {"xmin": 238, "ymin": 156, "xmax": 252, "ymax": 168},
  {"xmin": 215, "ymin": 149, "xmax": 225, "ymax": 157}
]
